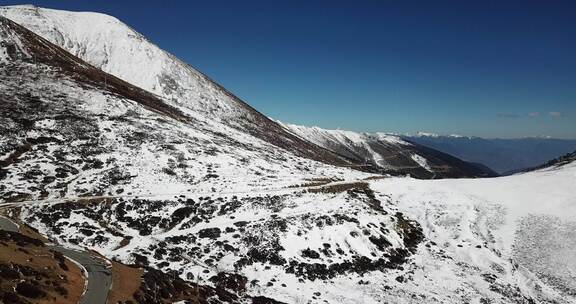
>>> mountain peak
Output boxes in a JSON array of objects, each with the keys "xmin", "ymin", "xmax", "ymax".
[
  {"xmin": 0, "ymin": 5, "xmax": 232, "ymax": 114},
  {"xmin": 0, "ymin": 5, "xmax": 355, "ymax": 167},
  {"xmin": 3, "ymin": 4, "xmax": 37, "ymax": 9}
]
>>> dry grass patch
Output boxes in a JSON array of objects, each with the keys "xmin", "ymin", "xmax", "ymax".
[
  {"xmin": 304, "ymin": 177, "xmax": 343, "ymax": 182},
  {"xmin": 307, "ymin": 182, "xmax": 370, "ymax": 194},
  {"xmin": 288, "ymin": 181, "xmax": 332, "ymax": 188},
  {"xmin": 114, "ymin": 237, "xmax": 132, "ymax": 250},
  {"xmin": 19, "ymin": 223, "xmax": 50, "ymax": 243},
  {"xmin": 70, "ymin": 196, "xmax": 114, "ymax": 206},
  {"xmin": 363, "ymin": 175, "xmax": 387, "ymax": 181},
  {"xmin": 0, "ymin": 231, "xmax": 85, "ymax": 304},
  {"xmin": 288, "ymin": 177, "xmax": 345, "ymax": 189},
  {"xmin": 107, "ymin": 260, "xmax": 143, "ymax": 304}
]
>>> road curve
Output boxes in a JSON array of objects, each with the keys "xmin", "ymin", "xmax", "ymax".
[
  {"xmin": 54, "ymin": 247, "xmax": 112, "ymax": 304},
  {"xmin": 0, "ymin": 215, "xmax": 112, "ymax": 304},
  {"xmin": 0, "ymin": 215, "xmax": 18, "ymax": 231}
]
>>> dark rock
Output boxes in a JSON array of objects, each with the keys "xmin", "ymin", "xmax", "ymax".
[
  {"xmin": 198, "ymin": 228, "xmax": 221, "ymax": 239},
  {"xmin": 15, "ymin": 281, "xmax": 46, "ymax": 299}
]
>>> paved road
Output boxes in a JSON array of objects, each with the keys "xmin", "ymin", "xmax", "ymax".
[
  {"xmin": 54, "ymin": 247, "xmax": 112, "ymax": 304},
  {"xmin": 0, "ymin": 216, "xmax": 18, "ymax": 231},
  {"xmin": 0, "ymin": 215, "xmax": 112, "ymax": 304}
]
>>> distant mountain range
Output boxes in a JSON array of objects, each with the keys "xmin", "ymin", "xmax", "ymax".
[
  {"xmin": 520, "ymin": 150, "xmax": 576, "ymax": 173},
  {"xmin": 282, "ymin": 123, "xmax": 497, "ymax": 178},
  {"xmin": 403, "ymin": 135, "xmax": 576, "ymax": 174}
]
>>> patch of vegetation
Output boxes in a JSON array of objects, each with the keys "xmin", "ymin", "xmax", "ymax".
[{"xmin": 307, "ymin": 182, "xmax": 369, "ymax": 194}]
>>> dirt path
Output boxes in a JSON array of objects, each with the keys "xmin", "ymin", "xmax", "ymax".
[{"xmin": 0, "ymin": 178, "xmax": 372, "ymax": 207}]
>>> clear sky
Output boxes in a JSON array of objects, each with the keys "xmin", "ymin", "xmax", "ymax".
[{"xmin": 4, "ymin": 0, "xmax": 576, "ymax": 138}]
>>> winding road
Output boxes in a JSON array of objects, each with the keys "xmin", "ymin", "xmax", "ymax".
[
  {"xmin": 0, "ymin": 215, "xmax": 112, "ymax": 304},
  {"xmin": 54, "ymin": 247, "xmax": 112, "ymax": 304},
  {"xmin": 0, "ymin": 215, "xmax": 18, "ymax": 231}
]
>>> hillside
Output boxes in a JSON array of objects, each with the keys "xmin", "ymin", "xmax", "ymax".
[
  {"xmin": 368, "ymin": 159, "xmax": 576, "ymax": 303},
  {"xmin": 518, "ymin": 150, "xmax": 576, "ymax": 173},
  {"xmin": 283, "ymin": 123, "xmax": 497, "ymax": 178},
  {"xmin": 0, "ymin": 4, "xmax": 351, "ymax": 168},
  {"xmin": 0, "ymin": 15, "xmax": 371, "ymax": 204},
  {"xmin": 1, "ymin": 6, "xmax": 575, "ymax": 304},
  {"xmin": 0, "ymin": 5, "xmax": 496, "ymax": 179},
  {"xmin": 0, "ymin": 14, "xmax": 421, "ymax": 303}
]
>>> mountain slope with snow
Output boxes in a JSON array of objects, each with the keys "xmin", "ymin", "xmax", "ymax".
[
  {"xmin": 0, "ymin": 15, "xmax": 426, "ymax": 303},
  {"xmin": 1, "ymin": 8, "xmax": 575, "ymax": 304},
  {"xmin": 368, "ymin": 160, "xmax": 576, "ymax": 303},
  {"xmin": 283, "ymin": 123, "xmax": 497, "ymax": 178},
  {"xmin": 0, "ymin": 5, "xmax": 501, "ymax": 180},
  {"xmin": 0, "ymin": 15, "xmax": 370, "ymax": 204},
  {"xmin": 0, "ymin": 4, "xmax": 241, "ymax": 115},
  {"xmin": 0, "ymin": 4, "xmax": 353, "ymax": 168}
]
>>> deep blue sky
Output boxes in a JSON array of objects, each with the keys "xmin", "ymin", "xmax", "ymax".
[{"xmin": 4, "ymin": 1, "xmax": 576, "ymax": 138}]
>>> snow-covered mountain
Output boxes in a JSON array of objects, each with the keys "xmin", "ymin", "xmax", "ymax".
[
  {"xmin": 0, "ymin": 4, "xmax": 352, "ymax": 168},
  {"xmin": 0, "ymin": 15, "xmax": 369, "ymax": 204},
  {"xmin": 1, "ymin": 7, "xmax": 575, "ymax": 304},
  {"xmin": 0, "ymin": 5, "xmax": 497, "ymax": 180},
  {"xmin": 283, "ymin": 123, "xmax": 496, "ymax": 178},
  {"xmin": 0, "ymin": 16, "xmax": 423, "ymax": 303},
  {"xmin": 0, "ymin": 4, "xmax": 241, "ymax": 116},
  {"xmin": 367, "ymin": 159, "xmax": 576, "ymax": 304}
]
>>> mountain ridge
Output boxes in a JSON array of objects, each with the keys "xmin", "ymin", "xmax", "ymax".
[
  {"xmin": 282, "ymin": 123, "xmax": 498, "ymax": 178},
  {"xmin": 514, "ymin": 150, "xmax": 576, "ymax": 174},
  {"xmin": 0, "ymin": 14, "xmax": 372, "ymax": 202},
  {"xmin": 0, "ymin": 5, "xmax": 493, "ymax": 179},
  {"xmin": 0, "ymin": 4, "xmax": 355, "ymax": 169},
  {"xmin": 0, "ymin": 16, "xmax": 429, "ymax": 303}
]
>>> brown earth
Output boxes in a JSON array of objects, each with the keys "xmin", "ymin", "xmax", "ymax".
[
  {"xmin": 307, "ymin": 182, "xmax": 370, "ymax": 194},
  {"xmin": 107, "ymin": 260, "xmax": 144, "ymax": 304},
  {"xmin": 0, "ymin": 230, "xmax": 86, "ymax": 304}
]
